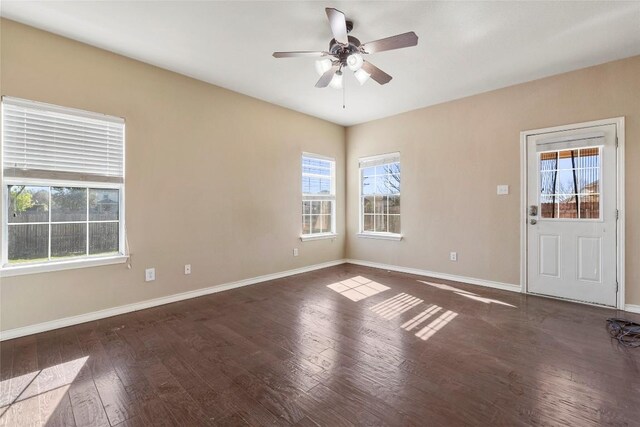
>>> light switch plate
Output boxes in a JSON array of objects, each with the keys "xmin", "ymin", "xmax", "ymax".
[{"xmin": 497, "ymin": 185, "xmax": 509, "ymax": 195}]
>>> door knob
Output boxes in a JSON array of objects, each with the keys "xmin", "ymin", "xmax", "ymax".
[{"xmin": 530, "ymin": 219, "xmax": 537, "ymax": 225}]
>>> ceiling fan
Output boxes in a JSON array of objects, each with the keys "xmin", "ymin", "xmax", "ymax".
[{"xmin": 273, "ymin": 8, "xmax": 418, "ymax": 89}]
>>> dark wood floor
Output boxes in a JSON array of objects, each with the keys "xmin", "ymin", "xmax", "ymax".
[{"xmin": 1, "ymin": 263, "xmax": 639, "ymax": 426}]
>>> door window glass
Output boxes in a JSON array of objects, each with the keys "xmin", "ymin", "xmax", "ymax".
[{"xmin": 539, "ymin": 148, "xmax": 600, "ymax": 219}]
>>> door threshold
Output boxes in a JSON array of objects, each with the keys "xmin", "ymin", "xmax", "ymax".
[{"xmin": 527, "ymin": 291, "xmax": 617, "ymax": 310}]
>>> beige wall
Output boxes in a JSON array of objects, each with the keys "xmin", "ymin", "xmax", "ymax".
[
  {"xmin": 2, "ymin": 18, "xmax": 639, "ymax": 334},
  {"xmin": 0, "ymin": 19, "xmax": 346, "ymax": 332},
  {"xmin": 346, "ymin": 55, "xmax": 640, "ymax": 305}
]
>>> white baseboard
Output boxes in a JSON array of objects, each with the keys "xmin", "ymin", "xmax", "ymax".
[
  {"xmin": 0, "ymin": 259, "xmax": 347, "ymax": 341},
  {"xmin": 345, "ymin": 259, "xmax": 522, "ymax": 293},
  {"xmin": 625, "ymin": 304, "xmax": 640, "ymax": 314}
]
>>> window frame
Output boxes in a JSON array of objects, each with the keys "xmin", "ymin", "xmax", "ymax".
[
  {"xmin": 358, "ymin": 152, "xmax": 402, "ymax": 241},
  {"xmin": 0, "ymin": 99, "xmax": 127, "ymax": 276},
  {"xmin": 300, "ymin": 152, "xmax": 337, "ymax": 241}
]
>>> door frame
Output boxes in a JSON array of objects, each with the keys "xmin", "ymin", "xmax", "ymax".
[{"xmin": 519, "ymin": 117, "xmax": 625, "ymax": 309}]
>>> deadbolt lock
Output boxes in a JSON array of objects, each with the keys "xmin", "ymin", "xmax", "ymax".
[{"xmin": 529, "ymin": 205, "xmax": 538, "ymax": 216}]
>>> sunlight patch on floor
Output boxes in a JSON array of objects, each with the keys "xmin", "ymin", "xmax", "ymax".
[
  {"xmin": 415, "ymin": 310, "xmax": 459, "ymax": 341},
  {"xmin": 401, "ymin": 304, "xmax": 442, "ymax": 331},
  {"xmin": 327, "ymin": 276, "xmax": 390, "ymax": 301},
  {"xmin": 370, "ymin": 293, "xmax": 423, "ymax": 319},
  {"xmin": 418, "ymin": 280, "xmax": 516, "ymax": 307},
  {"xmin": 0, "ymin": 356, "xmax": 88, "ymax": 425}
]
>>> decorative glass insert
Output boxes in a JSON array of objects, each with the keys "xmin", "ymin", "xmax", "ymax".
[{"xmin": 539, "ymin": 147, "xmax": 600, "ymax": 219}]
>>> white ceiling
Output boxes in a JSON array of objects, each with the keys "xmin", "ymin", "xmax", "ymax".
[{"xmin": 2, "ymin": 1, "xmax": 640, "ymax": 126}]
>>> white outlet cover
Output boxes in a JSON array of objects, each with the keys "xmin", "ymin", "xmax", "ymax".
[
  {"xmin": 450, "ymin": 252, "xmax": 458, "ymax": 261},
  {"xmin": 184, "ymin": 264, "xmax": 191, "ymax": 275},
  {"xmin": 145, "ymin": 268, "xmax": 155, "ymax": 282},
  {"xmin": 497, "ymin": 185, "xmax": 510, "ymax": 195}
]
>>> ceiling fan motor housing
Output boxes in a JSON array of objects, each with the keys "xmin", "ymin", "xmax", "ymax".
[{"xmin": 329, "ymin": 35, "xmax": 362, "ymax": 64}]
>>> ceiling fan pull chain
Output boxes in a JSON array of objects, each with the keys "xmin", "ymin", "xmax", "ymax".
[{"xmin": 343, "ymin": 79, "xmax": 346, "ymax": 109}]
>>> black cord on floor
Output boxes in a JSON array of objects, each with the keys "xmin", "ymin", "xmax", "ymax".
[{"xmin": 606, "ymin": 318, "xmax": 640, "ymax": 348}]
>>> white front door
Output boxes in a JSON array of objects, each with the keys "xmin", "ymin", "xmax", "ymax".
[{"xmin": 527, "ymin": 124, "xmax": 617, "ymax": 306}]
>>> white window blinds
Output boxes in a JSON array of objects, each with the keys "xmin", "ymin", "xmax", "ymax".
[{"xmin": 2, "ymin": 97, "xmax": 124, "ymax": 183}]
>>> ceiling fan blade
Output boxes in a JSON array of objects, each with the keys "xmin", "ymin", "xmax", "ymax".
[
  {"xmin": 362, "ymin": 31, "xmax": 418, "ymax": 54},
  {"xmin": 325, "ymin": 8, "xmax": 349, "ymax": 45},
  {"xmin": 273, "ymin": 51, "xmax": 331, "ymax": 58},
  {"xmin": 315, "ymin": 65, "xmax": 340, "ymax": 88},
  {"xmin": 361, "ymin": 61, "xmax": 392, "ymax": 85}
]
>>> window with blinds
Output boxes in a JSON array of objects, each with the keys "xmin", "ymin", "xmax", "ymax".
[
  {"xmin": 3, "ymin": 97, "xmax": 124, "ymax": 182},
  {"xmin": 359, "ymin": 153, "xmax": 401, "ymax": 235},
  {"xmin": 301, "ymin": 153, "xmax": 336, "ymax": 237},
  {"xmin": 2, "ymin": 97, "xmax": 125, "ymax": 267}
]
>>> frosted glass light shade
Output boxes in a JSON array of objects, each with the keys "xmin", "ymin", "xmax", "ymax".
[
  {"xmin": 346, "ymin": 53, "xmax": 364, "ymax": 71},
  {"xmin": 329, "ymin": 71, "xmax": 343, "ymax": 89},
  {"xmin": 354, "ymin": 68, "xmax": 371, "ymax": 85}
]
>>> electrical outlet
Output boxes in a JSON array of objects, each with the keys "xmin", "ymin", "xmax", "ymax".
[
  {"xmin": 184, "ymin": 264, "xmax": 191, "ymax": 275},
  {"xmin": 145, "ymin": 268, "xmax": 156, "ymax": 282},
  {"xmin": 450, "ymin": 252, "xmax": 458, "ymax": 262},
  {"xmin": 293, "ymin": 248, "xmax": 299, "ymax": 257}
]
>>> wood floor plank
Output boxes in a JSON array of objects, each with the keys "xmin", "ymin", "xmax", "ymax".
[
  {"xmin": 93, "ymin": 370, "xmax": 136, "ymax": 426},
  {"xmin": 0, "ymin": 336, "xmax": 39, "ymax": 426},
  {"xmin": 211, "ymin": 412, "xmax": 251, "ymax": 426},
  {"xmin": 112, "ymin": 416, "xmax": 147, "ymax": 427},
  {"xmin": 0, "ymin": 342, "xmax": 14, "ymax": 427},
  {"xmin": 140, "ymin": 362, "xmax": 212, "ymax": 426},
  {"xmin": 68, "ymin": 378, "xmax": 110, "ymax": 427},
  {"xmin": 37, "ymin": 386, "xmax": 75, "ymax": 427},
  {"xmin": 34, "ymin": 331, "xmax": 76, "ymax": 427},
  {"xmin": 2, "ymin": 263, "xmax": 639, "ymax": 426}
]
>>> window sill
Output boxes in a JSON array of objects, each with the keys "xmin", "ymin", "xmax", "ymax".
[
  {"xmin": 0, "ymin": 255, "xmax": 129, "ymax": 278},
  {"xmin": 357, "ymin": 232, "xmax": 403, "ymax": 241},
  {"xmin": 300, "ymin": 233, "xmax": 338, "ymax": 242}
]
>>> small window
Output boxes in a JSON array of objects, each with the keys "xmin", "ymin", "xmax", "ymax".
[
  {"xmin": 2, "ymin": 97, "xmax": 125, "ymax": 267},
  {"xmin": 360, "ymin": 153, "xmax": 401, "ymax": 236},
  {"xmin": 302, "ymin": 154, "xmax": 335, "ymax": 237},
  {"xmin": 539, "ymin": 147, "xmax": 600, "ymax": 220}
]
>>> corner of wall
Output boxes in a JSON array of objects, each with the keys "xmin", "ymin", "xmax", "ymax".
[{"xmin": 342, "ymin": 124, "xmax": 349, "ymax": 260}]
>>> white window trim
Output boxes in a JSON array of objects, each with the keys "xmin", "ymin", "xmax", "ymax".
[
  {"xmin": 357, "ymin": 232, "xmax": 403, "ymax": 241},
  {"xmin": 300, "ymin": 232, "xmax": 338, "ymax": 242},
  {"xmin": 301, "ymin": 152, "xmax": 336, "ymax": 239},
  {"xmin": 0, "ymin": 254, "xmax": 128, "ymax": 277},
  {"xmin": 358, "ymin": 152, "xmax": 402, "ymax": 239},
  {"xmin": 1, "ymin": 98, "xmax": 126, "ymax": 274}
]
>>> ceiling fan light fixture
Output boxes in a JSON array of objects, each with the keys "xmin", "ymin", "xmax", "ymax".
[
  {"xmin": 315, "ymin": 58, "xmax": 333, "ymax": 76},
  {"xmin": 346, "ymin": 53, "xmax": 364, "ymax": 71},
  {"xmin": 273, "ymin": 8, "xmax": 418, "ymax": 90},
  {"xmin": 329, "ymin": 70, "xmax": 343, "ymax": 89},
  {"xmin": 354, "ymin": 68, "xmax": 371, "ymax": 85}
]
